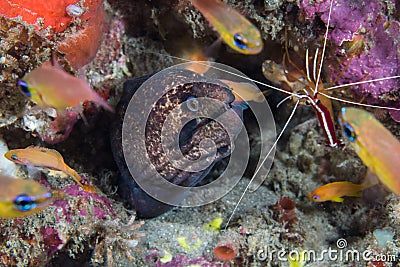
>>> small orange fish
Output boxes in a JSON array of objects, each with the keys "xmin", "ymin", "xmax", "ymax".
[
  {"xmin": 18, "ymin": 56, "xmax": 113, "ymax": 112},
  {"xmin": 5, "ymin": 147, "xmax": 87, "ymax": 189},
  {"xmin": 309, "ymin": 181, "xmax": 372, "ymax": 202}
]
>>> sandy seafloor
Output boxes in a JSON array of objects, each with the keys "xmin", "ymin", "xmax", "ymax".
[{"xmin": 0, "ymin": 0, "xmax": 400, "ymax": 266}]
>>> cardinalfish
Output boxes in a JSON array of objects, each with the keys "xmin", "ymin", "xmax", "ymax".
[
  {"xmin": 17, "ymin": 55, "xmax": 113, "ymax": 112},
  {"xmin": 189, "ymin": 0, "xmax": 263, "ymax": 54},
  {"xmin": 339, "ymin": 107, "xmax": 400, "ymax": 196},
  {"xmin": 309, "ymin": 181, "xmax": 375, "ymax": 203},
  {"xmin": 0, "ymin": 174, "xmax": 54, "ymax": 218},
  {"xmin": 4, "ymin": 147, "xmax": 94, "ymax": 192}
]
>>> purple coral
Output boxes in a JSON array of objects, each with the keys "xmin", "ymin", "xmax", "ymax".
[
  {"xmin": 40, "ymin": 227, "xmax": 64, "ymax": 255},
  {"xmin": 299, "ymin": 0, "xmax": 400, "ymax": 120},
  {"xmin": 55, "ymin": 184, "xmax": 116, "ymax": 221}
]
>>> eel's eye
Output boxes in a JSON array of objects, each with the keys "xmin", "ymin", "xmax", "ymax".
[
  {"xmin": 312, "ymin": 195, "xmax": 320, "ymax": 200},
  {"xmin": 233, "ymin": 33, "xmax": 247, "ymax": 50},
  {"xmin": 13, "ymin": 194, "xmax": 36, "ymax": 212},
  {"xmin": 17, "ymin": 80, "xmax": 31, "ymax": 97},
  {"xmin": 10, "ymin": 154, "xmax": 18, "ymax": 161},
  {"xmin": 343, "ymin": 122, "xmax": 357, "ymax": 142},
  {"xmin": 186, "ymin": 96, "xmax": 200, "ymax": 112}
]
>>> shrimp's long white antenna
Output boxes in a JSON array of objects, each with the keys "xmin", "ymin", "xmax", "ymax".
[
  {"xmin": 306, "ymin": 49, "xmax": 311, "ymax": 82},
  {"xmin": 153, "ymin": 53, "xmax": 303, "ymax": 97},
  {"xmin": 225, "ymin": 99, "xmax": 301, "ymax": 229},
  {"xmin": 319, "ymin": 92, "xmax": 400, "ymax": 110},
  {"xmin": 152, "ymin": 53, "xmax": 400, "ymax": 111},
  {"xmin": 314, "ymin": 0, "xmax": 334, "ymax": 95},
  {"xmin": 313, "ymin": 48, "xmax": 319, "ymax": 82},
  {"xmin": 277, "ymin": 95, "xmax": 294, "ymax": 108},
  {"xmin": 325, "ymin": 75, "xmax": 400, "ymax": 91}
]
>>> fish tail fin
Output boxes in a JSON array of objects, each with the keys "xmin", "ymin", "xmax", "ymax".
[
  {"xmin": 65, "ymin": 166, "xmax": 97, "ymax": 192},
  {"xmin": 331, "ymin": 196, "xmax": 344, "ymax": 202},
  {"xmin": 91, "ymin": 92, "xmax": 114, "ymax": 112},
  {"xmin": 348, "ymin": 191, "xmax": 362, "ymax": 197},
  {"xmin": 65, "ymin": 166, "xmax": 84, "ymax": 186}
]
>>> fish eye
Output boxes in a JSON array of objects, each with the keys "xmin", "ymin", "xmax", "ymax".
[
  {"xmin": 186, "ymin": 96, "xmax": 200, "ymax": 112},
  {"xmin": 233, "ymin": 33, "xmax": 247, "ymax": 50},
  {"xmin": 17, "ymin": 80, "xmax": 31, "ymax": 97},
  {"xmin": 10, "ymin": 154, "xmax": 18, "ymax": 161},
  {"xmin": 13, "ymin": 194, "xmax": 36, "ymax": 212},
  {"xmin": 343, "ymin": 122, "xmax": 357, "ymax": 142},
  {"xmin": 312, "ymin": 195, "xmax": 320, "ymax": 200}
]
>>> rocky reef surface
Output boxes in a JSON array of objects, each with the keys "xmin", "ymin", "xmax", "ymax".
[{"xmin": 0, "ymin": 0, "xmax": 399, "ymax": 266}]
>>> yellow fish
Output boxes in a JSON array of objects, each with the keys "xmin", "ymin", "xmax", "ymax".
[
  {"xmin": 339, "ymin": 107, "xmax": 400, "ymax": 195},
  {"xmin": 5, "ymin": 147, "xmax": 85, "ymax": 189},
  {"xmin": 309, "ymin": 181, "xmax": 369, "ymax": 202},
  {"xmin": 18, "ymin": 56, "xmax": 113, "ymax": 112},
  {"xmin": 189, "ymin": 0, "xmax": 263, "ymax": 54},
  {"xmin": 221, "ymin": 79, "xmax": 265, "ymax": 103},
  {"xmin": 0, "ymin": 174, "xmax": 53, "ymax": 218}
]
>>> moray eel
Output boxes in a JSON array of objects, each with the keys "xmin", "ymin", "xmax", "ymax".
[{"xmin": 110, "ymin": 69, "xmax": 243, "ymax": 218}]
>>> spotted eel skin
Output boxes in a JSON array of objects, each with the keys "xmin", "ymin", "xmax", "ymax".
[{"xmin": 110, "ymin": 69, "xmax": 243, "ymax": 218}]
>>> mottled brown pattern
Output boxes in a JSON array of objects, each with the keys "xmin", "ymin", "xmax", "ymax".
[
  {"xmin": 145, "ymin": 82, "xmax": 235, "ymax": 186},
  {"xmin": 111, "ymin": 70, "xmax": 243, "ymax": 217}
]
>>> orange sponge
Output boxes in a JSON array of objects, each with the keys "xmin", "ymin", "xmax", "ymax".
[{"xmin": 0, "ymin": 0, "xmax": 78, "ymax": 32}]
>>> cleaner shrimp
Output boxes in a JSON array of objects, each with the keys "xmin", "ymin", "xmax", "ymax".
[{"xmin": 149, "ymin": 0, "xmax": 400, "ymax": 227}]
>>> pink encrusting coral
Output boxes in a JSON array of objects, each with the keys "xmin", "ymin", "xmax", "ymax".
[
  {"xmin": 40, "ymin": 227, "xmax": 64, "ymax": 255},
  {"xmin": 299, "ymin": 0, "xmax": 400, "ymax": 121},
  {"xmin": 59, "ymin": 184, "xmax": 116, "ymax": 219}
]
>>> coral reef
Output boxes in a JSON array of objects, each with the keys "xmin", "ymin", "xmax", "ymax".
[
  {"xmin": 299, "ymin": 0, "xmax": 400, "ymax": 119},
  {"xmin": 0, "ymin": 177, "xmax": 141, "ymax": 266},
  {"xmin": 269, "ymin": 196, "xmax": 303, "ymax": 243},
  {"xmin": 0, "ymin": 0, "xmax": 399, "ymax": 266},
  {"xmin": 213, "ymin": 230, "xmax": 242, "ymax": 261},
  {"xmin": 0, "ymin": 0, "xmax": 116, "ymax": 143},
  {"xmin": 0, "ymin": 16, "xmax": 70, "ymax": 129},
  {"xmin": 57, "ymin": 0, "xmax": 107, "ymax": 69},
  {"xmin": 0, "ymin": 0, "xmax": 90, "ymax": 32}
]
